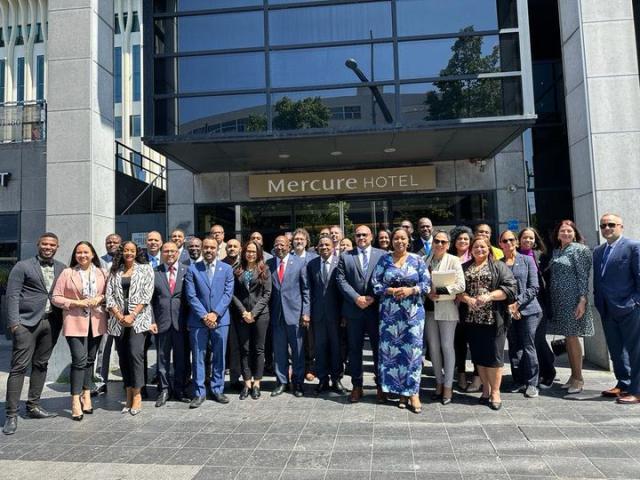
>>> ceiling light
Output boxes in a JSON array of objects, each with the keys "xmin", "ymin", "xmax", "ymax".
[
  {"xmin": 278, "ymin": 153, "xmax": 290, "ymax": 159},
  {"xmin": 383, "ymin": 147, "xmax": 396, "ymax": 153},
  {"xmin": 329, "ymin": 151, "xmax": 343, "ymax": 156}
]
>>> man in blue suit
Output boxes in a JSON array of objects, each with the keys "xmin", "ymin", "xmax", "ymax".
[
  {"xmin": 184, "ymin": 236, "xmax": 235, "ymax": 407},
  {"xmin": 593, "ymin": 213, "xmax": 640, "ymax": 404},
  {"xmin": 336, "ymin": 225, "xmax": 386, "ymax": 403},
  {"xmin": 308, "ymin": 235, "xmax": 346, "ymax": 395},
  {"xmin": 267, "ymin": 235, "xmax": 310, "ymax": 397}
]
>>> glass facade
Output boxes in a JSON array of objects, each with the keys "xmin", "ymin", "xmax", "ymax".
[
  {"xmin": 149, "ymin": 0, "xmax": 527, "ymax": 138},
  {"xmin": 195, "ymin": 192, "xmax": 496, "ymax": 248},
  {"xmin": 36, "ymin": 55, "xmax": 45, "ymax": 101},
  {"xmin": 114, "ymin": 47, "xmax": 122, "ymax": 103},
  {"xmin": 16, "ymin": 57, "xmax": 25, "ymax": 103}
]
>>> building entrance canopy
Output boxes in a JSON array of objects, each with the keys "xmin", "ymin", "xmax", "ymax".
[{"xmin": 146, "ymin": 117, "xmax": 533, "ymax": 173}]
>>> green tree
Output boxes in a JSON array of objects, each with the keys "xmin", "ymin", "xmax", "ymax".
[
  {"xmin": 245, "ymin": 96, "xmax": 331, "ymax": 132},
  {"xmin": 424, "ymin": 27, "xmax": 501, "ymax": 121}
]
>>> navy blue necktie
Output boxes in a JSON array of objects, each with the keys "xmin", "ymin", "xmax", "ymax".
[{"xmin": 601, "ymin": 244, "xmax": 612, "ymax": 275}]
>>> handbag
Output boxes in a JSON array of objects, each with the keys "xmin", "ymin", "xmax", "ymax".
[{"xmin": 551, "ymin": 337, "xmax": 567, "ymax": 356}]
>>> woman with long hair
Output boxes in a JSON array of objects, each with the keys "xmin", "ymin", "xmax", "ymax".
[
  {"xmin": 376, "ymin": 229, "xmax": 391, "ymax": 251},
  {"xmin": 518, "ymin": 227, "xmax": 556, "ymax": 388},
  {"xmin": 106, "ymin": 241, "xmax": 156, "ymax": 415},
  {"xmin": 499, "ymin": 230, "xmax": 543, "ymax": 398},
  {"xmin": 547, "ymin": 220, "xmax": 594, "ymax": 394},
  {"xmin": 458, "ymin": 236, "xmax": 517, "ymax": 410},
  {"xmin": 232, "ymin": 240, "xmax": 272, "ymax": 400},
  {"xmin": 52, "ymin": 241, "xmax": 108, "ymax": 421}
]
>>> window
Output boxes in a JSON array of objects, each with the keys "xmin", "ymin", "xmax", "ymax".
[
  {"xmin": 35, "ymin": 23, "xmax": 43, "ymax": 43},
  {"xmin": 115, "ymin": 115, "xmax": 123, "ymax": 138},
  {"xmin": 16, "ymin": 57, "xmax": 25, "ymax": 103},
  {"xmin": 15, "ymin": 26, "xmax": 23, "ymax": 45},
  {"xmin": 114, "ymin": 12, "xmax": 141, "ymax": 34},
  {"xmin": 0, "ymin": 60, "xmax": 5, "ymax": 103},
  {"xmin": 0, "ymin": 27, "xmax": 4, "ymax": 47},
  {"xmin": 130, "ymin": 114, "xmax": 141, "ymax": 137},
  {"xmin": 330, "ymin": 105, "xmax": 362, "ymax": 120},
  {"xmin": 114, "ymin": 47, "xmax": 122, "ymax": 103},
  {"xmin": 132, "ymin": 44, "xmax": 141, "ymax": 101},
  {"xmin": 36, "ymin": 55, "xmax": 45, "ymax": 101}
]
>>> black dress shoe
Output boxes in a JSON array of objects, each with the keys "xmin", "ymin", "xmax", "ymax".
[
  {"xmin": 26, "ymin": 406, "xmax": 57, "ymax": 419},
  {"xmin": 91, "ymin": 384, "xmax": 107, "ymax": 397},
  {"xmin": 251, "ymin": 386, "xmax": 261, "ymax": 400},
  {"xmin": 2, "ymin": 417, "xmax": 17, "ymax": 435},
  {"xmin": 239, "ymin": 387, "xmax": 250, "ymax": 400},
  {"xmin": 189, "ymin": 396, "xmax": 205, "ymax": 409},
  {"xmin": 293, "ymin": 384, "xmax": 304, "ymax": 397},
  {"xmin": 315, "ymin": 381, "xmax": 330, "ymax": 396},
  {"xmin": 331, "ymin": 380, "xmax": 347, "ymax": 395},
  {"xmin": 212, "ymin": 393, "xmax": 230, "ymax": 404},
  {"xmin": 271, "ymin": 383, "xmax": 286, "ymax": 397},
  {"xmin": 155, "ymin": 390, "xmax": 169, "ymax": 407}
]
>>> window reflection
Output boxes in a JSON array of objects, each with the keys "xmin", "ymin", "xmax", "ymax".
[
  {"xmin": 396, "ymin": 0, "xmax": 517, "ymax": 36},
  {"xmin": 400, "ymin": 78, "xmax": 522, "ymax": 123},
  {"xmin": 399, "ymin": 33, "xmax": 520, "ymax": 80},
  {"xmin": 178, "ymin": 12, "xmax": 264, "ymax": 52},
  {"xmin": 271, "ymin": 86, "xmax": 394, "ymax": 131},
  {"xmin": 178, "ymin": 94, "xmax": 267, "ymax": 135},
  {"xmin": 156, "ymin": 0, "xmax": 262, "ymax": 13},
  {"xmin": 270, "ymin": 43, "xmax": 394, "ymax": 88},
  {"xmin": 179, "ymin": 53, "xmax": 265, "ymax": 93},
  {"xmin": 269, "ymin": 2, "xmax": 392, "ymax": 46}
]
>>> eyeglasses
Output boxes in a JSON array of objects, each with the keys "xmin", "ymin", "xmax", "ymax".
[
  {"xmin": 501, "ymin": 238, "xmax": 517, "ymax": 244},
  {"xmin": 355, "ymin": 233, "xmax": 368, "ymax": 238},
  {"xmin": 600, "ymin": 223, "xmax": 620, "ymax": 229},
  {"xmin": 433, "ymin": 239, "xmax": 448, "ymax": 245}
]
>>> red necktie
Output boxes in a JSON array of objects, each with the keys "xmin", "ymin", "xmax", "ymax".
[
  {"xmin": 169, "ymin": 265, "xmax": 176, "ymax": 294},
  {"xmin": 278, "ymin": 260, "xmax": 285, "ymax": 283}
]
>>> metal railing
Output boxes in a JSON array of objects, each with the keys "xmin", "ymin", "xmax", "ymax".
[{"xmin": 0, "ymin": 100, "xmax": 46, "ymax": 143}]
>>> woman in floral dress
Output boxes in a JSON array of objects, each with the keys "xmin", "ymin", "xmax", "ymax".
[{"xmin": 372, "ymin": 228, "xmax": 430, "ymax": 413}]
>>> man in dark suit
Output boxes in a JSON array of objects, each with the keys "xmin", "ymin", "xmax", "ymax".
[
  {"xmin": 308, "ymin": 235, "xmax": 346, "ymax": 395},
  {"xmin": 146, "ymin": 231, "xmax": 163, "ymax": 268},
  {"xmin": 184, "ymin": 236, "xmax": 235, "ymax": 407},
  {"xmin": 3, "ymin": 232, "xmax": 65, "ymax": 435},
  {"xmin": 171, "ymin": 228, "xmax": 191, "ymax": 264},
  {"xmin": 185, "ymin": 236, "xmax": 203, "ymax": 266},
  {"xmin": 336, "ymin": 225, "xmax": 385, "ymax": 403},
  {"xmin": 267, "ymin": 235, "xmax": 310, "ymax": 397},
  {"xmin": 413, "ymin": 217, "xmax": 433, "ymax": 257},
  {"xmin": 593, "ymin": 213, "xmax": 640, "ymax": 404},
  {"xmin": 151, "ymin": 241, "xmax": 190, "ymax": 407}
]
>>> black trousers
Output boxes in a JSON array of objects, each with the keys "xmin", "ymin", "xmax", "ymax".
[
  {"xmin": 454, "ymin": 322, "xmax": 478, "ymax": 376},
  {"xmin": 115, "ymin": 328, "xmax": 147, "ymax": 389},
  {"xmin": 66, "ymin": 328, "xmax": 100, "ymax": 395},
  {"xmin": 226, "ymin": 317, "xmax": 243, "ymax": 383},
  {"xmin": 156, "ymin": 328, "xmax": 190, "ymax": 396},
  {"xmin": 303, "ymin": 322, "xmax": 316, "ymax": 374},
  {"xmin": 236, "ymin": 315, "xmax": 269, "ymax": 381},
  {"xmin": 5, "ymin": 317, "xmax": 61, "ymax": 417}
]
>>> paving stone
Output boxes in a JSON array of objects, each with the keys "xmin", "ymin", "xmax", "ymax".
[
  {"xmin": 329, "ymin": 451, "xmax": 372, "ymax": 471},
  {"xmin": 192, "ymin": 466, "xmax": 241, "ymax": 479},
  {"xmin": 543, "ymin": 456, "xmax": 605, "ymax": 478},
  {"xmin": 287, "ymin": 451, "xmax": 332, "ymax": 469},
  {"xmin": 245, "ymin": 449, "xmax": 291, "ymax": 469},
  {"xmin": 294, "ymin": 434, "xmax": 336, "ymax": 451}
]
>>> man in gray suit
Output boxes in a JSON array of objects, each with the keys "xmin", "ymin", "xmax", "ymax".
[
  {"xmin": 3, "ymin": 232, "xmax": 65, "ymax": 435},
  {"xmin": 267, "ymin": 235, "xmax": 310, "ymax": 397},
  {"xmin": 336, "ymin": 225, "xmax": 385, "ymax": 403},
  {"xmin": 152, "ymin": 242, "xmax": 190, "ymax": 407}
]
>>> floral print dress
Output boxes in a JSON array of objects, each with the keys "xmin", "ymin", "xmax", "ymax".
[{"xmin": 372, "ymin": 253, "xmax": 431, "ymax": 396}]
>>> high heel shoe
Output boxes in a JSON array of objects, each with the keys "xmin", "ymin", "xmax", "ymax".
[
  {"xmin": 80, "ymin": 395, "xmax": 94, "ymax": 414},
  {"xmin": 407, "ymin": 396, "xmax": 422, "ymax": 414},
  {"xmin": 72, "ymin": 414, "xmax": 84, "ymax": 421},
  {"xmin": 239, "ymin": 386, "xmax": 250, "ymax": 400},
  {"xmin": 560, "ymin": 377, "xmax": 574, "ymax": 389},
  {"xmin": 567, "ymin": 380, "xmax": 584, "ymax": 394},
  {"xmin": 398, "ymin": 396, "xmax": 407, "ymax": 409},
  {"xmin": 251, "ymin": 386, "xmax": 261, "ymax": 400}
]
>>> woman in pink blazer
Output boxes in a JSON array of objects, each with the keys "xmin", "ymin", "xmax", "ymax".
[{"xmin": 52, "ymin": 241, "xmax": 108, "ymax": 421}]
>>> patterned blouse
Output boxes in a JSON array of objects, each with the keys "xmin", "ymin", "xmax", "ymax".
[
  {"xmin": 106, "ymin": 262, "xmax": 155, "ymax": 335},
  {"xmin": 464, "ymin": 262, "xmax": 494, "ymax": 325}
]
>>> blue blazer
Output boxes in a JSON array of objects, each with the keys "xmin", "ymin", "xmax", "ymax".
[
  {"xmin": 336, "ymin": 247, "xmax": 385, "ymax": 320},
  {"xmin": 307, "ymin": 255, "xmax": 342, "ymax": 323},
  {"xmin": 184, "ymin": 260, "xmax": 235, "ymax": 329},
  {"xmin": 594, "ymin": 236, "xmax": 640, "ymax": 318},
  {"xmin": 292, "ymin": 250, "xmax": 319, "ymax": 265},
  {"xmin": 267, "ymin": 255, "xmax": 310, "ymax": 326},
  {"xmin": 502, "ymin": 253, "xmax": 542, "ymax": 316}
]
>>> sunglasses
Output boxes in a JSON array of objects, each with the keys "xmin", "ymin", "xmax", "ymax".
[
  {"xmin": 501, "ymin": 238, "xmax": 517, "ymax": 244},
  {"xmin": 355, "ymin": 233, "xmax": 368, "ymax": 238},
  {"xmin": 433, "ymin": 239, "xmax": 448, "ymax": 245},
  {"xmin": 600, "ymin": 223, "xmax": 620, "ymax": 229}
]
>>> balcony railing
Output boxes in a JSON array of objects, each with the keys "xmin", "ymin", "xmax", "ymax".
[{"xmin": 0, "ymin": 101, "xmax": 46, "ymax": 143}]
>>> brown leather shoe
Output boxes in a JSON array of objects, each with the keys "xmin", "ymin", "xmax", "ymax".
[
  {"xmin": 602, "ymin": 387, "xmax": 627, "ymax": 398},
  {"xmin": 349, "ymin": 387, "xmax": 363, "ymax": 403},
  {"xmin": 616, "ymin": 394, "xmax": 640, "ymax": 404},
  {"xmin": 376, "ymin": 387, "xmax": 387, "ymax": 404}
]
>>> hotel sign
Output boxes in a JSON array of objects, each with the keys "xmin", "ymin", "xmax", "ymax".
[
  {"xmin": 249, "ymin": 166, "xmax": 435, "ymax": 198},
  {"xmin": 0, "ymin": 172, "xmax": 10, "ymax": 187}
]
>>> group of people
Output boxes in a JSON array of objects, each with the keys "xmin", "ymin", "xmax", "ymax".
[{"xmin": 3, "ymin": 213, "xmax": 639, "ymax": 435}]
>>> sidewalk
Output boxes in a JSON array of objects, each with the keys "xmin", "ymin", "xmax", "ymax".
[{"xmin": 0, "ymin": 342, "xmax": 637, "ymax": 480}]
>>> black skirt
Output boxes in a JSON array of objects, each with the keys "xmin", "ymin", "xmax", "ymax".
[{"xmin": 466, "ymin": 323, "xmax": 506, "ymax": 368}]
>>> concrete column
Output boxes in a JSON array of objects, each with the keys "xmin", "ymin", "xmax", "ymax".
[
  {"xmin": 45, "ymin": 0, "xmax": 115, "ymax": 380},
  {"xmin": 167, "ymin": 161, "xmax": 196, "ymax": 236},
  {"xmin": 559, "ymin": 0, "xmax": 640, "ymax": 368}
]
